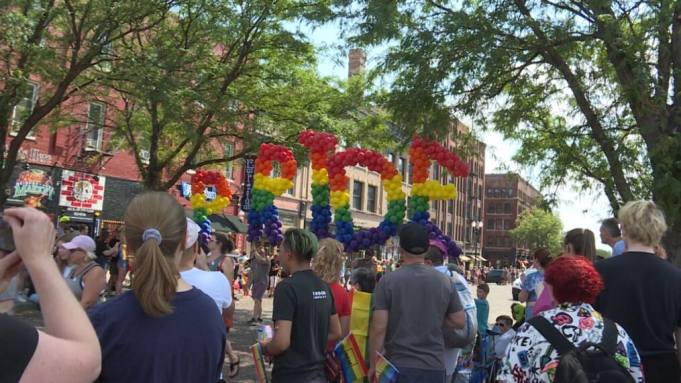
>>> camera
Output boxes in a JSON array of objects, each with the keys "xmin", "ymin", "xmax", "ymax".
[{"xmin": 0, "ymin": 213, "xmax": 15, "ymax": 253}]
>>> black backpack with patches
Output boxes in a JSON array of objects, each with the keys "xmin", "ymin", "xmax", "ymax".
[{"xmin": 528, "ymin": 316, "xmax": 636, "ymax": 383}]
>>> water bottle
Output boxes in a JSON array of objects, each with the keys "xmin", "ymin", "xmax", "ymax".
[{"xmin": 257, "ymin": 326, "xmax": 268, "ymax": 343}]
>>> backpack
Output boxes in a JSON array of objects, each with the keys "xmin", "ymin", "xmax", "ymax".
[
  {"xmin": 528, "ymin": 316, "xmax": 636, "ymax": 383},
  {"xmin": 442, "ymin": 268, "xmax": 478, "ymax": 349}
]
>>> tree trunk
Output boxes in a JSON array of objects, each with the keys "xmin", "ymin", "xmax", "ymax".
[{"xmin": 666, "ymin": 220, "xmax": 681, "ymax": 268}]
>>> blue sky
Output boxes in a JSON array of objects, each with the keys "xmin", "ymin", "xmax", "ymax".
[{"xmin": 301, "ymin": 22, "xmax": 614, "ymax": 251}]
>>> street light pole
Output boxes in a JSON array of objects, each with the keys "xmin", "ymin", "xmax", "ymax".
[{"xmin": 471, "ymin": 220, "xmax": 483, "ymax": 268}]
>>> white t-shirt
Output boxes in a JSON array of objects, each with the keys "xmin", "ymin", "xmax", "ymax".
[
  {"xmin": 180, "ymin": 267, "xmax": 232, "ymax": 313},
  {"xmin": 494, "ymin": 329, "xmax": 516, "ymax": 359}
]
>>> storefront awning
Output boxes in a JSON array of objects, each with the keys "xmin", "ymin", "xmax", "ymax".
[
  {"xmin": 459, "ymin": 255, "xmax": 471, "ymax": 262},
  {"xmin": 184, "ymin": 211, "xmax": 248, "ymax": 234}
]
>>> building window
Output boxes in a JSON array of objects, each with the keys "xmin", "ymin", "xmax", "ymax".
[
  {"xmin": 478, "ymin": 207, "xmax": 482, "ymax": 221},
  {"xmin": 479, "ymin": 185, "xmax": 482, "ymax": 200},
  {"xmin": 488, "ymin": 204, "xmax": 495, "ymax": 214},
  {"xmin": 448, "ymin": 200, "xmax": 453, "ymax": 214},
  {"xmin": 433, "ymin": 200, "xmax": 439, "ymax": 211},
  {"xmin": 352, "ymin": 181, "xmax": 364, "ymax": 210},
  {"xmin": 86, "ymin": 102, "xmax": 106, "ymax": 151},
  {"xmin": 496, "ymin": 219, "xmax": 502, "ymax": 229},
  {"xmin": 224, "ymin": 142, "xmax": 235, "ymax": 179},
  {"xmin": 399, "ymin": 158, "xmax": 406, "ymax": 180},
  {"xmin": 434, "ymin": 165, "xmax": 440, "ymax": 180},
  {"xmin": 504, "ymin": 237, "xmax": 511, "ymax": 247},
  {"xmin": 11, "ymin": 81, "xmax": 39, "ymax": 138},
  {"xmin": 388, "ymin": 153, "xmax": 395, "ymax": 164},
  {"xmin": 494, "ymin": 188, "xmax": 499, "ymax": 198},
  {"xmin": 447, "ymin": 222, "xmax": 453, "ymax": 237},
  {"xmin": 504, "ymin": 219, "xmax": 511, "ymax": 230},
  {"xmin": 504, "ymin": 203, "xmax": 510, "ymax": 214},
  {"xmin": 501, "ymin": 188, "xmax": 507, "ymax": 198},
  {"xmin": 495, "ymin": 236, "xmax": 501, "ymax": 247},
  {"xmin": 287, "ymin": 175, "xmax": 296, "ymax": 196},
  {"xmin": 496, "ymin": 203, "xmax": 502, "ymax": 213},
  {"xmin": 487, "ymin": 236, "xmax": 494, "ymax": 246},
  {"xmin": 487, "ymin": 188, "xmax": 492, "ymax": 197},
  {"xmin": 408, "ymin": 163, "xmax": 413, "ymax": 185},
  {"xmin": 488, "ymin": 219, "xmax": 494, "ymax": 229},
  {"xmin": 367, "ymin": 185, "xmax": 377, "ymax": 213},
  {"xmin": 508, "ymin": 188, "xmax": 514, "ymax": 197}
]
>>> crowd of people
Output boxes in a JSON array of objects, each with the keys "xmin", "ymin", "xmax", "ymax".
[{"xmin": 0, "ymin": 194, "xmax": 679, "ymax": 383}]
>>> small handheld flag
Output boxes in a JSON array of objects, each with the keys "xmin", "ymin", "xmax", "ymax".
[
  {"xmin": 375, "ymin": 352, "xmax": 399, "ymax": 383},
  {"xmin": 335, "ymin": 333, "xmax": 368, "ymax": 382},
  {"xmin": 250, "ymin": 343, "xmax": 270, "ymax": 383}
]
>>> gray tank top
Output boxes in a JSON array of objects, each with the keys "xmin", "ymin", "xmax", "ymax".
[
  {"xmin": 207, "ymin": 254, "xmax": 226, "ymax": 272},
  {"xmin": 65, "ymin": 263, "xmax": 101, "ymax": 300}
]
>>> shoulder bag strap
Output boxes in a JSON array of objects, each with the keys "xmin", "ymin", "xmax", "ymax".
[
  {"xmin": 528, "ymin": 316, "xmax": 575, "ymax": 356},
  {"xmin": 601, "ymin": 318, "xmax": 618, "ymax": 355}
]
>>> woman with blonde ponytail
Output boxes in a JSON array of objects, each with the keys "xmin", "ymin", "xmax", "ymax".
[{"xmin": 88, "ymin": 192, "xmax": 226, "ymax": 382}]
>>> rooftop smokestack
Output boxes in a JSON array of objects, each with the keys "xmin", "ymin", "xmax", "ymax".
[{"xmin": 348, "ymin": 49, "xmax": 366, "ymax": 78}]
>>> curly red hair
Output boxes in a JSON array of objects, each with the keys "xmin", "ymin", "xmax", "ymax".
[{"xmin": 544, "ymin": 256, "xmax": 603, "ymax": 304}]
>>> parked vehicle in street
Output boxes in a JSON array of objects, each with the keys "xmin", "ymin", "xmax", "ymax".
[{"xmin": 485, "ymin": 269, "xmax": 506, "ymax": 285}]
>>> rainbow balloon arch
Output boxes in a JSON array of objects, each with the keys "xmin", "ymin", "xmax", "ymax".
[{"xmin": 195, "ymin": 130, "xmax": 470, "ymax": 259}]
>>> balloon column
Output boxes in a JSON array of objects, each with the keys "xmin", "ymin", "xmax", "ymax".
[
  {"xmin": 298, "ymin": 130, "xmax": 337, "ymax": 239},
  {"xmin": 327, "ymin": 148, "xmax": 407, "ymax": 252},
  {"xmin": 246, "ymin": 143, "xmax": 297, "ymax": 245},
  {"xmin": 190, "ymin": 170, "xmax": 233, "ymax": 244},
  {"xmin": 408, "ymin": 136, "xmax": 469, "ymax": 257}
]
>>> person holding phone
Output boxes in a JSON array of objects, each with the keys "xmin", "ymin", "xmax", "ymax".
[{"xmin": 0, "ymin": 208, "xmax": 102, "ymax": 382}]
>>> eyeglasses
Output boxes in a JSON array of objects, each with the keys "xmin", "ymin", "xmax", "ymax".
[{"xmin": 496, "ymin": 323, "xmax": 507, "ymax": 327}]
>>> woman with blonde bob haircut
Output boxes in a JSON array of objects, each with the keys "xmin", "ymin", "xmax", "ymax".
[
  {"xmin": 88, "ymin": 192, "xmax": 226, "ymax": 383},
  {"xmin": 313, "ymin": 238, "xmax": 351, "ymax": 337},
  {"xmin": 618, "ymin": 200, "xmax": 667, "ymax": 248},
  {"xmin": 594, "ymin": 201, "xmax": 681, "ymax": 383}
]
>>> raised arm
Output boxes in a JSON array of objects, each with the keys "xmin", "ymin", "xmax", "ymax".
[{"xmin": 4, "ymin": 208, "xmax": 101, "ymax": 383}]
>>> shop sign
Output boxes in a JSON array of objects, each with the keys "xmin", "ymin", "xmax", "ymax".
[
  {"xmin": 17, "ymin": 147, "xmax": 52, "ymax": 165},
  {"xmin": 241, "ymin": 156, "xmax": 256, "ymax": 212},
  {"xmin": 59, "ymin": 170, "xmax": 106, "ymax": 211},
  {"xmin": 12, "ymin": 169, "xmax": 55, "ymax": 201}
]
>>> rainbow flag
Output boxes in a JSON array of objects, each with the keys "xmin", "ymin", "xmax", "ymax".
[
  {"xmin": 335, "ymin": 333, "xmax": 368, "ymax": 382},
  {"xmin": 250, "ymin": 343, "xmax": 270, "ymax": 383},
  {"xmin": 349, "ymin": 290, "xmax": 373, "ymax": 369},
  {"xmin": 375, "ymin": 352, "xmax": 399, "ymax": 383}
]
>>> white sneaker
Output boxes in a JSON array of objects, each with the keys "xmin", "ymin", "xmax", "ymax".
[{"xmin": 15, "ymin": 294, "xmax": 27, "ymax": 303}]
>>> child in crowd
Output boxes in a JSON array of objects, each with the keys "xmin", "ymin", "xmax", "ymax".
[{"xmin": 475, "ymin": 283, "xmax": 490, "ymax": 336}]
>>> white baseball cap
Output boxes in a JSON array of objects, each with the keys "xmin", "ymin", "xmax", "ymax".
[{"xmin": 186, "ymin": 218, "xmax": 200, "ymax": 249}]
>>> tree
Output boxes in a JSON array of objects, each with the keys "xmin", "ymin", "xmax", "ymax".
[
  {"xmin": 510, "ymin": 208, "xmax": 564, "ymax": 255},
  {"xmin": 106, "ymin": 0, "xmax": 392, "ymax": 191},
  {"xmin": 324, "ymin": 0, "xmax": 681, "ymax": 264},
  {"xmin": 0, "ymin": 0, "xmax": 171, "ymax": 202},
  {"xmin": 597, "ymin": 249, "xmax": 612, "ymax": 259}
]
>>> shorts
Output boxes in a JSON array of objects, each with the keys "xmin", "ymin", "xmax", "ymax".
[
  {"xmin": 395, "ymin": 367, "xmax": 446, "ymax": 383},
  {"xmin": 0, "ymin": 276, "xmax": 17, "ymax": 302},
  {"xmin": 269, "ymin": 275, "xmax": 277, "ymax": 289},
  {"xmin": 251, "ymin": 283, "xmax": 267, "ymax": 300},
  {"xmin": 117, "ymin": 258, "xmax": 129, "ymax": 270}
]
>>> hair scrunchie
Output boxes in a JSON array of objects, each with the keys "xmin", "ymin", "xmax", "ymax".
[{"xmin": 142, "ymin": 228, "xmax": 163, "ymax": 244}]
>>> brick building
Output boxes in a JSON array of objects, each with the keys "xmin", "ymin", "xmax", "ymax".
[{"xmin": 481, "ymin": 173, "xmax": 541, "ymax": 267}]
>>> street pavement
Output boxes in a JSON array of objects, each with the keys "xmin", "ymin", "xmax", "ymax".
[{"xmin": 11, "ymin": 281, "xmax": 516, "ymax": 383}]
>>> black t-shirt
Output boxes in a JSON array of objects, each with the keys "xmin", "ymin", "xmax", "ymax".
[
  {"xmin": 108, "ymin": 238, "xmax": 120, "ymax": 262},
  {"xmin": 0, "ymin": 314, "xmax": 39, "ymax": 382},
  {"xmin": 269, "ymin": 260, "xmax": 280, "ymax": 276},
  {"xmin": 271, "ymin": 269, "xmax": 336, "ymax": 383},
  {"xmin": 594, "ymin": 252, "xmax": 681, "ymax": 357}
]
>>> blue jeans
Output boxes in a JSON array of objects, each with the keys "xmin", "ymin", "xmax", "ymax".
[{"xmin": 396, "ymin": 367, "xmax": 446, "ymax": 383}]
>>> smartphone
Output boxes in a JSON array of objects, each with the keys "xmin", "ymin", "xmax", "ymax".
[{"xmin": 0, "ymin": 213, "xmax": 14, "ymax": 253}]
